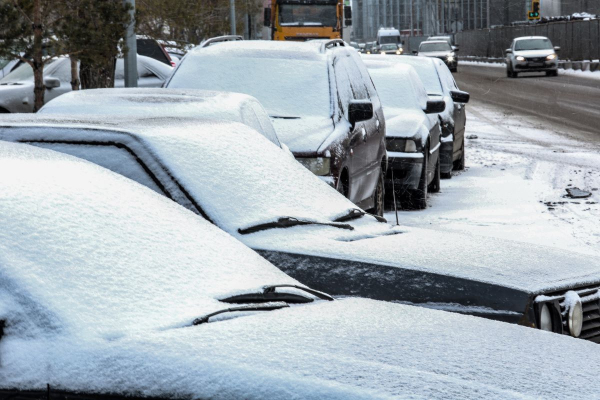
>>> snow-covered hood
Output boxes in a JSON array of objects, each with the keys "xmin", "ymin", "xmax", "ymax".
[
  {"xmin": 243, "ymin": 221, "xmax": 600, "ymax": 294},
  {"xmin": 383, "ymin": 107, "xmax": 428, "ymax": 139},
  {"xmin": 513, "ymin": 49, "xmax": 556, "ymax": 58},
  {"xmin": 419, "ymin": 51, "xmax": 452, "ymax": 58},
  {"xmin": 4, "ymin": 298, "xmax": 600, "ymax": 399},
  {"xmin": 271, "ymin": 116, "xmax": 335, "ymax": 154}
]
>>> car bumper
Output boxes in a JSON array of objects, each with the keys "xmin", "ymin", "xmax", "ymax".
[
  {"xmin": 515, "ymin": 60, "xmax": 558, "ymax": 71},
  {"xmin": 384, "ymin": 152, "xmax": 423, "ymax": 192},
  {"xmin": 440, "ymin": 135, "xmax": 454, "ymax": 174}
]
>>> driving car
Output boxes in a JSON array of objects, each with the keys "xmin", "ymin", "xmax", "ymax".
[
  {"xmin": 39, "ymin": 88, "xmax": 283, "ymax": 148},
  {"xmin": 416, "ymin": 40, "xmax": 458, "ymax": 72},
  {"xmin": 3, "ymin": 113, "xmax": 600, "ymax": 343},
  {"xmin": 0, "ymin": 55, "xmax": 173, "ymax": 113},
  {"xmin": 4, "ymin": 141, "xmax": 600, "ymax": 399},
  {"xmin": 378, "ymin": 43, "xmax": 403, "ymax": 55},
  {"xmin": 505, "ymin": 36, "xmax": 560, "ymax": 78},
  {"xmin": 375, "ymin": 55, "xmax": 470, "ymax": 178},
  {"xmin": 427, "ymin": 35, "xmax": 456, "ymax": 50},
  {"xmin": 362, "ymin": 61, "xmax": 444, "ymax": 209},
  {"xmin": 165, "ymin": 39, "xmax": 387, "ymax": 216}
]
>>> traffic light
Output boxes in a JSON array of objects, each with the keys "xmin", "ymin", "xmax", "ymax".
[{"xmin": 528, "ymin": 0, "xmax": 540, "ymax": 20}]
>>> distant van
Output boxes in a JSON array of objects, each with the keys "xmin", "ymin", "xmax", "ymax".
[{"xmin": 377, "ymin": 28, "xmax": 401, "ymax": 45}]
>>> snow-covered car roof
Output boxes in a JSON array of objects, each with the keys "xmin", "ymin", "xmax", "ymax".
[
  {"xmin": 39, "ymin": 88, "xmax": 281, "ymax": 147},
  {"xmin": 187, "ymin": 39, "xmax": 329, "ymax": 60},
  {"xmin": 5, "ymin": 143, "xmax": 600, "ymax": 398},
  {"xmin": 363, "ymin": 55, "xmax": 443, "ymax": 96},
  {"xmin": 514, "ymin": 36, "xmax": 550, "ymax": 41}
]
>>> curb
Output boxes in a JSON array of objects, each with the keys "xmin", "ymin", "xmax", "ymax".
[{"xmin": 462, "ymin": 56, "xmax": 597, "ymax": 71}]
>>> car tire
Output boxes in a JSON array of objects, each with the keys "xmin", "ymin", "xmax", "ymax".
[
  {"xmin": 429, "ymin": 156, "xmax": 441, "ymax": 193},
  {"xmin": 409, "ymin": 149, "xmax": 428, "ymax": 210},
  {"xmin": 368, "ymin": 168, "xmax": 385, "ymax": 217},
  {"xmin": 441, "ymin": 170, "xmax": 452, "ymax": 179},
  {"xmin": 546, "ymin": 70, "xmax": 558, "ymax": 77},
  {"xmin": 453, "ymin": 137, "xmax": 465, "ymax": 171}
]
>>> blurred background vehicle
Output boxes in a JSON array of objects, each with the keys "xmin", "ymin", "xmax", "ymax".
[
  {"xmin": 505, "ymin": 36, "xmax": 560, "ymax": 78},
  {"xmin": 378, "ymin": 43, "xmax": 403, "ymax": 55},
  {"xmin": 415, "ymin": 40, "xmax": 458, "ymax": 72}
]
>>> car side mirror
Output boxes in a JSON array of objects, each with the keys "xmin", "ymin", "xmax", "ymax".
[
  {"xmin": 348, "ymin": 100, "xmax": 373, "ymax": 128},
  {"xmin": 450, "ymin": 90, "xmax": 470, "ymax": 104},
  {"xmin": 44, "ymin": 77, "xmax": 60, "ymax": 89},
  {"xmin": 554, "ymin": 46, "xmax": 560, "ymax": 52},
  {"xmin": 452, "ymin": 46, "xmax": 459, "ymax": 52},
  {"xmin": 424, "ymin": 100, "xmax": 445, "ymax": 114},
  {"xmin": 264, "ymin": 8, "xmax": 271, "ymax": 27},
  {"xmin": 505, "ymin": 48, "xmax": 512, "ymax": 54}
]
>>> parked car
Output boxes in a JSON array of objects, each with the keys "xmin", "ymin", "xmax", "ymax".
[
  {"xmin": 0, "ymin": 55, "xmax": 172, "ymax": 113},
  {"xmin": 379, "ymin": 55, "xmax": 470, "ymax": 178},
  {"xmin": 3, "ymin": 114, "xmax": 600, "ymax": 343},
  {"xmin": 505, "ymin": 36, "xmax": 560, "ymax": 78},
  {"xmin": 362, "ymin": 61, "xmax": 444, "ymax": 209},
  {"xmin": 416, "ymin": 40, "xmax": 458, "ymax": 72},
  {"xmin": 39, "ymin": 88, "xmax": 282, "ymax": 148},
  {"xmin": 165, "ymin": 39, "xmax": 387, "ymax": 216},
  {"xmin": 378, "ymin": 43, "xmax": 403, "ymax": 55},
  {"xmin": 4, "ymin": 141, "xmax": 600, "ymax": 399},
  {"xmin": 427, "ymin": 35, "xmax": 457, "ymax": 50},
  {"xmin": 136, "ymin": 36, "xmax": 174, "ymax": 66}
]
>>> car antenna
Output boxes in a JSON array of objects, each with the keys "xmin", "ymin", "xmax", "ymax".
[{"xmin": 391, "ymin": 168, "xmax": 399, "ymax": 225}]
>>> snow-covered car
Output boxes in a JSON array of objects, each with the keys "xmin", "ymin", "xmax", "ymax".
[
  {"xmin": 362, "ymin": 61, "xmax": 444, "ymax": 209},
  {"xmin": 0, "ymin": 55, "xmax": 173, "ymax": 113},
  {"xmin": 4, "ymin": 141, "xmax": 600, "ymax": 399},
  {"xmin": 0, "ymin": 57, "xmax": 19, "ymax": 80},
  {"xmin": 39, "ymin": 88, "xmax": 282, "ymax": 148},
  {"xmin": 165, "ymin": 40, "xmax": 387, "ymax": 216},
  {"xmin": 2, "ymin": 114, "xmax": 600, "ymax": 343},
  {"xmin": 369, "ymin": 55, "xmax": 470, "ymax": 178},
  {"xmin": 416, "ymin": 40, "xmax": 458, "ymax": 72},
  {"xmin": 505, "ymin": 36, "xmax": 560, "ymax": 78}
]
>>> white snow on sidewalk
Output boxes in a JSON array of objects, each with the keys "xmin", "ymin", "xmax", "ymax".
[
  {"xmin": 385, "ymin": 102, "xmax": 600, "ymax": 256},
  {"xmin": 459, "ymin": 60, "xmax": 600, "ymax": 80}
]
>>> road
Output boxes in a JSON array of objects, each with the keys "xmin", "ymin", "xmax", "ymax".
[{"xmin": 454, "ymin": 64, "xmax": 600, "ymax": 142}]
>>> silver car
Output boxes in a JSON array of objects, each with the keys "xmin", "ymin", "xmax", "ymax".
[{"xmin": 505, "ymin": 36, "xmax": 560, "ymax": 78}]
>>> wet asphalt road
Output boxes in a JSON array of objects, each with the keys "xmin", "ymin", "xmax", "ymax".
[{"xmin": 453, "ymin": 64, "xmax": 600, "ymax": 140}]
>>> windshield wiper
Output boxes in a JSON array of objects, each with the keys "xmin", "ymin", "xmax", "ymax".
[
  {"xmin": 238, "ymin": 217, "xmax": 354, "ymax": 235},
  {"xmin": 333, "ymin": 208, "xmax": 387, "ymax": 223},
  {"xmin": 222, "ymin": 284, "xmax": 334, "ymax": 304},
  {"xmin": 270, "ymin": 115, "xmax": 301, "ymax": 119},
  {"xmin": 192, "ymin": 302, "xmax": 289, "ymax": 325}
]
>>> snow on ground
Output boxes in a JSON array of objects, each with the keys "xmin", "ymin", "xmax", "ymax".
[
  {"xmin": 460, "ymin": 60, "xmax": 600, "ymax": 80},
  {"xmin": 385, "ymin": 101, "xmax": 600, "ymax": 256}
]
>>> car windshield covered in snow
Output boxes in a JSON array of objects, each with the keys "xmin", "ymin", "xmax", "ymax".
[
  {"xmin": 515, "ymin": 38, "xmax": 553, "ymax": 51},
  {"xmin": 367, "ymin": 64, "xmax": 428, "ymax": 110},
  {"xmin": 166, "ymin": 44, "xmax": 331, "ymax": 118},
  {"xmin": 419, "ymin": 41, "xmax": 452, "ymax": 52},
  {"xmin": 365, "ymin": 55, "xmax": 444, "ymax": 96}
]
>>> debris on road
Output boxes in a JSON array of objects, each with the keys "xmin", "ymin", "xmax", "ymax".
[
  {"xmin": 566, "ymin": 187, "xmax": 592, "ymax": 199},
  {"xmin": 466, "ymin": 134, "xmax": 479, "ymax": 139}
]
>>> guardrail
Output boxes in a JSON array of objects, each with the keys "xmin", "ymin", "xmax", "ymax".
[{"xmin": 455, "ymin": 19, "xmax": 600, "ymax": 62}]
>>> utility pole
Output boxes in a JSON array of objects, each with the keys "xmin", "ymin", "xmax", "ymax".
[
  {"xmin": 230, "ymin": 0, "xmax": 236, "ymax": 35},
  {"xmin": 123, "ymin": 0, "xmax": 137, "ymax": 88},
  {"xmin": 486, "ymin": 0, "xmax": 489, "ymax": 28}
]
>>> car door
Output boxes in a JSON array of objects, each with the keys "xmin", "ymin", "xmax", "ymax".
[{"xmin": 439, "ymin": 66, "xmax": 466, "ymax": 158}]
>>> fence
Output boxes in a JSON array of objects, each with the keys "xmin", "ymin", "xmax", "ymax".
[{"xmin": 455, "ymin": 19, "xmax": 600, "ymax": 61}]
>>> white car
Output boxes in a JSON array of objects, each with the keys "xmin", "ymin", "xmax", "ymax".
[
  {"xmin": 0, "ymin": 55, "xmax": 173, "ymax": 113},
  {"xmin": 3, "ymin": 113, "xmax": 600, "ymax": 345},
  {"xmin": 416, "ymin": 40, "xmax": 458, "ymax": 72},
  {"xmin": 39, "ymin": 88, "xmax": 282, "ymax": 148},
  {"xmin": 505, "ymin": 36, "xmax": 560, "ymax": 78},
  {"xmin": 3, "ymin": 141, "xmax": 600, "ymax": 398}
]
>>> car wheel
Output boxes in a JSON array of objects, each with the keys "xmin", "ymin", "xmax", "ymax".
[
  {"xmin": 368, "ymin": 168, "xmax": 385, "ymax": 217},
  {"xmin": 428, "ymin": 156, "xmax": 441, "ymax": 193},
  {"xmin": 453, "ymin": 136, "xmax": 465, "ymax": 171},
  {"xmin": 409, "ymin": 149, "xmax": 428, "ymax": 210}
]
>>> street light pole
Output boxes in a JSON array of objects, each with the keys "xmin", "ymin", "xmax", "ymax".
[
  {"xmin": 123, "ymin": 0, "xmax": 137, "ymax": 88},
  {"xmin": 230, "ymin": 0, "xmax": 236, "ymax": 35}
]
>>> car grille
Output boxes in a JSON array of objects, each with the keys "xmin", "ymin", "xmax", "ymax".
[
  {"xmin": 527, "ymin": 57, "xmax": 546, "ymax": 62},
  {"xmin": 545, "ymin": 284, "xmax": 600, "ymax": 343}
]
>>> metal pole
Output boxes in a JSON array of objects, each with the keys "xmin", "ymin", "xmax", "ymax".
[
  {"xmin": 123, "ymin": 0, "xmax": 137, "ymax": 88},
  {"xmin": 486, "ymin": 0, "xmax": 489, "ymax": 28},
  {"xmin": 410, "ymin": 0, "xmax": 413, "ymax": 36},
  {"xmin": 230, "ymin": 0, "xmax": 236, "ymax": 35}
]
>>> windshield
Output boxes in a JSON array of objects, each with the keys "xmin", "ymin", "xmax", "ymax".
[
  {"xmin": 379, "ymin": 35, "xmax": 400, "ymax": 45},
  {"xmin": 419, "ymin": 42, "xmax": 451, "ymax": 52},
  {"xmin": 515, "ymin": 39, "xmax": 553, "ymax": 51},
  {"xmin": 279, "ymin": 4, "xmax": 337, "ymax": 26},
  {"xmin": 0, "ymin": 58, "xmax": 58, "ymax": 83},
  {"xmin": 0, "ymin": 58, "xmax": 10, "ymax": 70},
  {"xmin": 394, "ymin": 59, "xmax": 443, "ymax": 95},
  {"xmin": 168, "ymin": 56, "xmax": 331, "ymax": 118},
  {"xmin": 380, "ymin": 44, "xmax": 398, "ymax": 51}
]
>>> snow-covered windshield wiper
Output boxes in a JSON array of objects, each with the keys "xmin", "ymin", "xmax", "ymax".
[
  {"xmin": 270, "ymin": 115, "xmax": 300, "ymax": 119},
  {"xmin": 192, "ymin": 302, "xmax": 289, "ymax": 326},
  {"xmin": 238, "ymin": 217, "xmax": 354, "ymax": 235},
  {"xmin": 333, "ymin": 208, "xmax": 387, "ymax": 223},
  {"xmin": 222, "ymin": 284, "xmax": 334, "ymax": 304}
]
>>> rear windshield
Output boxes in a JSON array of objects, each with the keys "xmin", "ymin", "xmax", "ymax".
[
  {"xmin": 168, "ymin": 56, "xmax": 331, "ymax": 118},
  {"xmin": 420, "ymin": 42, "xmax": 451, "ymax": 52},
  {"xmin": 515, "ymin": 39, "xmax": 553, "ymax": 51}
]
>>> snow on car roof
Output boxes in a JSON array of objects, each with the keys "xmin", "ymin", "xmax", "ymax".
[
  {"xmin": 514, "ymin": 36, "xmax": 550, "ymax": 40},
  {"xmin": 0, "ymin": 115, "xmax": 356, "ymax": 234},
  {"xmin": 188, "ymin": 39, "xmax": 328, "ymax": 61},
  {"xmin": 0, "ymin": 140, "xmax": 300, "ymax": 337}
]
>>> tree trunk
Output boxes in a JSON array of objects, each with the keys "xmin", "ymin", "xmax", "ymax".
[
  {"xmin": 32, "ymin": 0, "xmax": 44, "ymax": 112},
  {"xmin": 79, "ymin": 58, "xmax": 116, "ymax": 89},
  {"xmin": 70, "ymin": 56, "xmax": 80, "ymax": 91}
]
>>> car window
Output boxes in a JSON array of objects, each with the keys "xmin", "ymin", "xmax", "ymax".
[
  {"xmin": 344, "ymin": 57, "xmax": 369, "ymax": 101},
  {"xmin": 240, "ymin": 103, "xmax": 265, "ymax": 136},
  {"xmin": 437, "ymin": 62, "xmax": 457, "ymax": 90},
  {"xmin": 45, "ymin": 58, "xmax": 71, "ymax": 82},
  {"xmin": 333, "ymin": 56, "xmax": 355, "ymax": 117},
  {"xmin": 250, "ymin": 101, "xmax": 281, "ymax": 147},
  {"xmin": 26, "ymin": 141, "xmax": 167, "ymax": 195},
  {"xmin": 420, "ymin": 42, "xmax": 452, "ymax": 52}
]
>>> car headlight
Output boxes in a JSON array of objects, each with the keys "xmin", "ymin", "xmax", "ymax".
[
  {"xmin": 516, "ymin": 56, "xmax": 525, "ymax": 61},
  {"xmin": 396, "ymin": 49, "xmax": 402, "ymax": 55},
  {"xmin": 539, "ymin": 303, "xmax": 553, "ymax": 331},
  {"xmin": 386, "ymin": 138, "xmax": 417, "ymax": 152},
  {"xmin": 546, "ymin": 54, "xmax": 557, "ymax": 60},
  {"xmin": 446, "ymin": 53, "xmax": 455, "ymax": 62},
  {"xmin": 296, "ymin": 157, "xmax": 331, "ymax": 176},
  {"xmin": 566, "ymin": 293, "xmax": 583, "ymax": 337}
]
